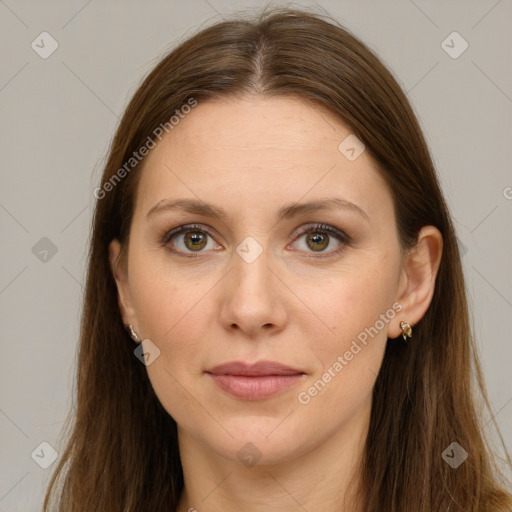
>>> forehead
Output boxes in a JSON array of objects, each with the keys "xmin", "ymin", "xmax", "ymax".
[
  {"xmin": 164, "ymin": 94, "xmax": 349, "ymax": 152},
  {"xmin": 134, "ymin": 95, "xmax": 392, "ymax": 224}
]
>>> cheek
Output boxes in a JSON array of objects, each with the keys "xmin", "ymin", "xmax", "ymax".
[
  {"xmin": 298, "ymin": 263, "xmax": 397, "ymax": 398},
  {"xmin": 130, "ymin": 251, "xmax": 212, "ymax": 341},
  {"xmin": 132, "ymin": 274, "xmax": 217, "ymax": 425},
  {"xmin": 309, "ymin": 262, "xmax": 397, "ymax": 345}
]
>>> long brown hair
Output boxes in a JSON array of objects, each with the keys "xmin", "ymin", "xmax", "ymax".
[{"xmin": 43, "ymin": 6, "xmax": 512, "ymax": 511}]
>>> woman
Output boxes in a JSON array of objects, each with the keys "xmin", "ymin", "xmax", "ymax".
[{"xmin": 43, "ymin": 6, "xmax": 512, "ymax": 511}]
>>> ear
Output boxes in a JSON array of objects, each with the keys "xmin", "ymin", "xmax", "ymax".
[
  {"xmin": 388, "ymin": 225, "xmax": 443, "ymax": 339},
  {"xmin": 108, "ymin": 238, "xmax": 139, "ymax": 331}
]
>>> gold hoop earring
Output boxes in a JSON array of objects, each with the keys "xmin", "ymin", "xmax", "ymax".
[{"xmin": 400, "ymin": 321, "xmax": 412, "ymax": 342}]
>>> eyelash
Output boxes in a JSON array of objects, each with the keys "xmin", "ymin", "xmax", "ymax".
[{"xmin": 160, "ymin": 223, "xmax": 351, "ymax": 259}]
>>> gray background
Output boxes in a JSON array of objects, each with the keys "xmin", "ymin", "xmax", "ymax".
[{"xmin": 1, "ymin": 0, "xmax": 511, "ymax": 509}]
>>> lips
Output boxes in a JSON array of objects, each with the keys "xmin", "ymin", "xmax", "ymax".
[
  {"xmin": 206, "ymin": 360, "xmax": 306, "ymax": 400},
  {"xmin": 206, "ymin": 360, "xmax": 305, "ymax": 377}
]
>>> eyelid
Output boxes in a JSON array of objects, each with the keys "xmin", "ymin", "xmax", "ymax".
[
  {"xmin": 161, "ymin": 222, "xmax": 351, "ymax": 257},
  {"xmin": 160, "ymin": 223, "xmax": 217, "ymax": 245},
  {"xmin": 287, "ymin": 223, "xmax": 350, "ymax": 244},
  {"xmin": 285, "ymin": 223, "xmax": 351, "ymax": 258}
]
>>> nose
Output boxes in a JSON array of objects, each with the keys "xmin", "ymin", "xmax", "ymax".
[{"xmin": 218, "ymin": 243, "xmax": 289, "ymax": 338}]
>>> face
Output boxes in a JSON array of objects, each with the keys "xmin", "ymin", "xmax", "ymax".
[{"xmin": 110, "ymin": 95, "xmax": 407, "ymax": 465}]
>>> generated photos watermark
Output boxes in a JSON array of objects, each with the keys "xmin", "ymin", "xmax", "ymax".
[
  {"xmin": 93, "ymin": 97, "xmax": 198, "ymax": 200},
  {"xmin": 297, "ymin": 301, "xmax": 403, "ymax": 405}
]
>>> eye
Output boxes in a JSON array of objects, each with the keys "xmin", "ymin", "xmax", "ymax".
[
  {"xmin": 161, "ymin": 223, "xmax": 350, "ymax": 258},
  {"xmin": 289, "ymin": 223, "xmax": 350, "ymax": 258},
  {"xmin": 161, "ymin": 224, "xmax": 221, "ymax": 257}
]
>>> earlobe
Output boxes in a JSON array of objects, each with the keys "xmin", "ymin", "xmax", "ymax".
[
  {"xmin": 108, "ymin": 239, "xmax": 138, "ymax": 329},
  {"xmin": 389, "ymin": 225, "xmax": 443, "ymax": 339}
]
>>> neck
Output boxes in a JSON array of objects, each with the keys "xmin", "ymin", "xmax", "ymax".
[{"xmin": 175, "ymin": 402, "xmax": 370, "ymax": 512}]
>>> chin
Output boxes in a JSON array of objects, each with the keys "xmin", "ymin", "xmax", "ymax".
[{"xmin": 197, "ymin": 416, "xmax": 313, "ymax": 467}]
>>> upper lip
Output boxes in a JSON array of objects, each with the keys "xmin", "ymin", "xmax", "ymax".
[{"xmin": 206, "ymin": 360, "xmax": 305, "ymax": 376}]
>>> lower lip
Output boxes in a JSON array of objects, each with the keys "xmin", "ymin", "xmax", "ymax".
[{"xmin": 207, "ymin": 373, "xmax": 305, "ymax": 400}]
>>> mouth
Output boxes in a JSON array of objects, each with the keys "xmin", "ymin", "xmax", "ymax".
[{"xmin": 205, "ymin": 360, "xmax": 306, "ymax": 400}]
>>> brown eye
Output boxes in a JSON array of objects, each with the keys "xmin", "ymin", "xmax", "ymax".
[
  {"xmin": 161, "ymin": 224, "xmax": 220, "ymax": 257},
  {"xmin": 183, "ymin": 231, "xmax": 208, "ymax": 251},
  {"xmin": 291, "ymin": 223, "xmax": 350, "ymax": 258},
  {"xmin": 305, "ymin": 232, "xmax": 330, "ymax": 252}
]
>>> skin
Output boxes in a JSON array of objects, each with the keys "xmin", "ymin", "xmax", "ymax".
[{"xmin": 109, "ymin": 95, "xmax": 442, "ymax": 512}]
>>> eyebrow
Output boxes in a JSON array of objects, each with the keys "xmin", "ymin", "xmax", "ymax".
[{"xmin": 145, "ymin": 197, "xmax": 370, "ymax": 224}]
